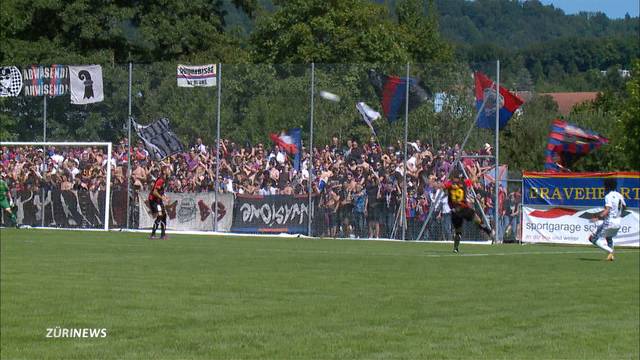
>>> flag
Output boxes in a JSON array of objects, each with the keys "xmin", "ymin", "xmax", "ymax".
[
  {"xmin": 134, "ymin": 117, "xmax": 185, "ymax": 161},
  {"xmin": 69, "ymin": 65, "xmax": 103, "ymax": 104},
  {"xmin": 177, "ymin": 64, "xmax": 217, "ymax": 87},
  {"xmin": 544, "ymin": 119, "xmax": 609, "ymax": 172},
  {"xmin": 483, "ymin": 165, "xmax": 508, "ymax": 189},
  {"xmin": 368, "ymin": 70, "xmax": 429, "ymax": 123},
  {"xmin": 474, "ymin": 72, "xmax": 523, "ymax": 129},
  {"xmin": 269, "ymin": 128, "xmax": 302, "ymax": 170},
  {"xmin": 0, "ymin": 66, "xmax": 23, "ymax": 97},
  {"xmin": 356, "ymin": 102, "xmax": 380, "ymax": 136}
]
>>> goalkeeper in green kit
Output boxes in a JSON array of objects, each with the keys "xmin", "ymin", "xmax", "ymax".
[{"xmin": 0, "ymin": 173, "xmax": 18, "ymax": 227}]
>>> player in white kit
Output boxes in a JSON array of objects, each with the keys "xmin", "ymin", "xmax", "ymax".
[{"xmin": 588, "ymin": 178, "xmax": 626, "ymax": 261}]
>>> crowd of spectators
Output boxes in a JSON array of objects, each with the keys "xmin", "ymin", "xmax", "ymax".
[{"xmin": 0, "ymin": 136, "xmax": 521, "ymax": 240}]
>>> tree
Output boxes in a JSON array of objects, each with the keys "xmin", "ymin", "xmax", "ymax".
[
  {"xmin": 396, "ymin": 0, "xmax": 453, "ymax": 65},
  {"xmin": 0, "ymin": 0, "xmax": 256, "ymax": 64},
  {"xmin": 617, "ymin": 59, "xmax": 640, "ymax": 168},
  {"xmin": 250, "ymin": 0, "xmax": 411, "ymax": 63}
]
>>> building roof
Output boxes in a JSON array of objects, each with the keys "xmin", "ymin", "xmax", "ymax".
[{"xmin": 540, "ymin": 92, "xmax": 600, "ymax": 116}]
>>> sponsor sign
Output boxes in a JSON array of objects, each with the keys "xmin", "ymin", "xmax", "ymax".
[
  {"xmin": 522, "ymin": 206, "xmax": 639, "ymax": 246},
  {"xmin": 177, "ymin": 64, "xmax": 216, "ymax": 87},
  {"xmin": 522, "ymin": 172, "xmax": 639, "ymax": 247},
  {"xmin": 138, "ymin": 192, "xmax": 233, "ymax": 232},
  {"xmin": 231, "ymin": 194, "xmax": 316, "ymax": 234},
  {"xmin": 523, "ymin": 171, "xmax": 639, "ymax": 208}
]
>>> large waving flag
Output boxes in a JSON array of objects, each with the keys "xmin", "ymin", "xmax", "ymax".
[
  {"xmin": 544, "ymin": 119, "xmax": 609, "ymax": 172},
  {"xmin": 474, "ymin": 72, "xmax": 524, "ymax": 129},
  {"xmin": 269, "ymin": 128, "xmax": 302, "ymax": 170},
  {"xmin": 134, "ymin": 117, "xmax": 185, "ymax": 161},
  {"xmin": 368, "ymin": 70, "xmax": 430, "ymax": 123}
]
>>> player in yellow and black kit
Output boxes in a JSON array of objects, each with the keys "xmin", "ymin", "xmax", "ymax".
[{"xmin": 442, "ymin": 174, "xmax": 492, "ymax": 253}]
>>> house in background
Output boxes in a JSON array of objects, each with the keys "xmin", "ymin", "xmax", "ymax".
[{"xmin": 539, "ymin": 92, "xmax": 600, "ymax": 116}]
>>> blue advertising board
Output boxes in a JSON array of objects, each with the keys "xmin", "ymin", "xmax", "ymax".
[{"xmin": 523, "ymin": 172, "xmax": 640, "ymax": 208}]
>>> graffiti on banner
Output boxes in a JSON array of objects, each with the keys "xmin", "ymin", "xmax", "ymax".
[
  {"xmin": 231, "ymin": 194, "xmax": 317, "ymax": 234},
  {"xmin": 22, "ymin": 65, "xmax": 69, "ymax": 96},
  {"xmin": 138, "ymin": 192, "xmax": 233, "ymax": 232},
  {"xmin": 6, "ymin": 189, "xmax": 127, "ymax": 228}
]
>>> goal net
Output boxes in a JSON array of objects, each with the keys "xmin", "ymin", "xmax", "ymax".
[{"xmin": 0, "ymin": 142, "xmax": 115, "ymax": 230}]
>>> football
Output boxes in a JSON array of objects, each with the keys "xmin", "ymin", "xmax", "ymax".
[{"xmin": 319, "ymin": 90, "xmax": 340, "ymax": 102}]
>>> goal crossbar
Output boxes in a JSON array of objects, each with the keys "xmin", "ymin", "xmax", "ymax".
[{"xmin": 1, "ymin": 141, "xmax": 113, "ymax": 231}]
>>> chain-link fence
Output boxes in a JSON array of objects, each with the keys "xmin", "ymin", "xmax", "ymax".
[{"xmin": 1, "ymin": 61, "xmax": 525, "ymax": 242}]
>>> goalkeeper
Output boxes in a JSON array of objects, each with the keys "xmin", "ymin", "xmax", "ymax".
[
  {"xmin": 0, "ymin": 173, "xmax": 18, "ymax": 227},
  {"xmin": 440, "ymin": 172, "xmax": 492, "ymax": 253}
]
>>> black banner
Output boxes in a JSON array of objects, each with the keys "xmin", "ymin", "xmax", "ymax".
[
  {"xmin": 3, "ymin": 189, "xmax": 128, "ymax": 228},
  {"xmin": 22, "ymin": 65, "xmax": 70, "ymax": 96},
  {"xmin": 231, "ymin": 194, "xmax": 317, "ymax": 234}
]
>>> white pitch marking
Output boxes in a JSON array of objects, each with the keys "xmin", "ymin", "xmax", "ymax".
[{"xmin": 252, "ymin": 248, "xmax": 636, "ymax": 258}]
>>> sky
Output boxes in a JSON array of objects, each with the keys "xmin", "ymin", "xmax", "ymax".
[{"xmin": 540, "ymin": 0, "xmax": 639, "ymax": 19}]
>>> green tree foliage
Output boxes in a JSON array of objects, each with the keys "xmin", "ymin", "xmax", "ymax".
[
  {"xmin": 0, "ymin": 0, "xmax": 256, "ymax": 64},
  {"xmin": 250, "ymin": 0, "xmax": 413, "ymax": 63},
  {"xmin": 396, "ymin": 0, "xmax": 453, "ymax": 65},
  {"xmin": 619, "ymin": 59, "xmax": 640, "ymax": 168},
  {"xmin": 436, "ymin": 0, "xmax": 638, "ymax": 49}
]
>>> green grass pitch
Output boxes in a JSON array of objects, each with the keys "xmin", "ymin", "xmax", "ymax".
[{"xmin": 1, "ymin": 228, "xmax": 638, "ymax": 359}]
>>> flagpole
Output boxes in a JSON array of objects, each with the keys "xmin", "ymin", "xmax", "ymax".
[
  {"xmin": 126, "ymin": 62, "xmax": 132, "ymax": 230},
  {"xmin": 308, "ymin": 62, "xmax": 315, "ymax": 237},
  {"xmin": 214, "ymin": 63, "xmax": 222, "ymax": 232},
  {"xmin": 494, "ymin": 60, "xmax": 500, "ymax": 244},
  {"xmin": 41, "ymin": 95, "xmax": 47, "ymax": 228},
  {"xmin": 402, "ymin": 63, "xmax": 409, "ymax": 240}
]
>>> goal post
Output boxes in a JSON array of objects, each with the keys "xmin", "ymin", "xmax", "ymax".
[{"xmin": 0, "ymin": 141, "xmax": 113, "ymax": 231}]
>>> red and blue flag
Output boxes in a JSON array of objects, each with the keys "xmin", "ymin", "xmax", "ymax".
[
  {"xmin": 474, "ymin": 72, "xmax": 524, "ymax": 129},
  {"xmin": 544, "ymin": 119, "xmax": 609, "ymax": 172},
  {"xmin": 369, "ymin": 70, "xmax": 429, "ymax": 123},
  {"xmin": 269, "ymin": 128, "xmax": 302, "ymax": 170}
]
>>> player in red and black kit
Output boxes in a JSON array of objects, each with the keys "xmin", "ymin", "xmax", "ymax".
[
  {"xmin": 148, "ymin": 167, "xmax": 170, "ymax": 239},
  {"xmin": 442, "ymin": 173, "xmax": 492, "ymax": 253}
]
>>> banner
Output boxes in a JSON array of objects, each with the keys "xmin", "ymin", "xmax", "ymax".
[
  {"xmin": 177, "ymin": 64, "xmax": 216, "ymax": 87},
  {"xmin": 22, "ymin": 65, "xmax": 69, "ymax": 96},
  {"xmin": 8, "ymin": 189, "xmax": 127, "ymax": 228},
  {"xmin": 522, "ymin": 172, "xmax": 640, "ymax": 247},
  {"xmin": 522, "ymin": 206, "xmax": 639, "ymax": 246},
  {"xmin": 69, "ymin": 65, "xmax": 104, "ymax": 104},
  {"xmin": 523, "ymin": 172, "xmax": 639, "ymax": 208},
  {"xmin": 138, "ymin": 192, "xmax": 234, "ymax": 232},
  {"xmin": 134, "ymin": 117, "xmax": 185, "ymax": 161},
  {"xmin": 0, "ymin": 66, "xmax": 23, "ymax": 97},
  {"xmin": 231, "ymin": 195, "xmax": 316, "ymax": 234}
]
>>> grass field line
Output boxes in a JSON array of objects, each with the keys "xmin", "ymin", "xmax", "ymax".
[{"xmin": 252, "ymin": 247, "xmax": 637, "ymax": 258}]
